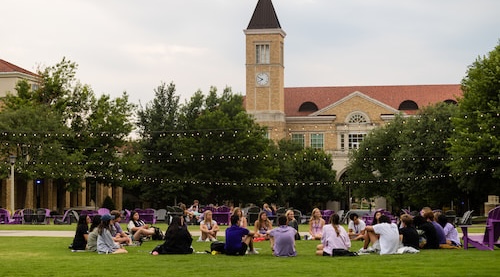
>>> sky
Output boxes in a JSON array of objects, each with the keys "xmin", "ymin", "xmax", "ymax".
[{"xmin": 2, "ymin": 0, "xmax": 500, "ymax": 106}]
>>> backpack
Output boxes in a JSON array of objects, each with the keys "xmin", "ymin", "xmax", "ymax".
[
  {"xmin": 210, "ymin": 241, "xmax": 225, "ymax": 254},
  {"xmin": 151, "ymin": 226, "xmax": 164, "ymax": 240}
]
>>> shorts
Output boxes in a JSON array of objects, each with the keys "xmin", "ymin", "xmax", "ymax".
[{"xmin": 225, "ymin": 243, "xmax": 248, "ymax": 256}]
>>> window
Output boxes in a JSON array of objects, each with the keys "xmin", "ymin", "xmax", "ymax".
[
  {"xmin": 298, "ymin": 102, "xmax": 318, "ymax": 112},
  {"xmin": 256, "ymin": 44, "xmax": 270, "ymax": 64},
  {"xmin": 348, "ymin": 113, "xmax": 367, "ymax": 123},
  {"xmin": 291, "ymin": 133, "xmax": 305, "ymax": 148},
  {"xmin": 348, "ymin": 133, "xmax": 366, "ymax": 150},
  {"xmin": 398, "ymin": 100, "xmax": 418, "ymax": 110},
  {"xmin": 310, "ymin": 133, "xmax": 324, "ymax": 149}
]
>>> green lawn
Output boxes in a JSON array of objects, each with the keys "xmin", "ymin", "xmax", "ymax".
[{"xmin": 0, "ymin": 224, "xmax": 498, "ymax": 276}]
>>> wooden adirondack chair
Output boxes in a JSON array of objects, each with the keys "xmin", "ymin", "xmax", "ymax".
[{"xmin": 461, "ymin": 206, "xmax": 500, "ymax": 250}]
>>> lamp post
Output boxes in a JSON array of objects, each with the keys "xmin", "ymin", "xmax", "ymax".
[{"xmin": 9, "ymin": 155, "xmax": 16, "ymax": 213}]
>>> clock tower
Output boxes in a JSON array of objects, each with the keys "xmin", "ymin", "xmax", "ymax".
[{"xmin": 244, "ymin": 0, "xmax": 286, "ymax": 140}]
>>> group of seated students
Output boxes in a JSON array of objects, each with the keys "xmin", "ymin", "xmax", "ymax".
[
  {"xmin": 354, "ymin": 206, "xmax": 461, "ymax": 254},
  {"xmin": 71, "ymin": 205, "xmax": 462, "ymax": 256},
  {"xmin": 71, "ymin": 210, "xmax": 160, "ymax": 254}
]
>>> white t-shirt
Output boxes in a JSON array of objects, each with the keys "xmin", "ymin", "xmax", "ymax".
[
  {"xmin": 373, "ymin": 222, "xmax": 400, "ymax": 255},
  {"xmin": 348, "ymin": 219, "xmax": 366, "ymax": 234}
]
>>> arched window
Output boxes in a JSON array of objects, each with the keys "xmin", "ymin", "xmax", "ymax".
[
  {"xmin": 348, "ymin": 113, "xmax": 367, "ymax": 123},
  {"xmin": 298, "ymin": 101, "xmax": 318, "ymax": 112},
  {"xmin": 444, "ymin": 99, "xmax": 457, "ymax": 105},
  {"xmin": 398, "ymin": 100, "xmax": 418, "ymax": 110}
]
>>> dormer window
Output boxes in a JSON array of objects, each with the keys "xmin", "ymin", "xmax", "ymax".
[
  {"xmin": 298, "ymin": 101, "xmax": 318, "ymax": 112},
  {"xmin": 398, "ymin": 100, "xmax": 418, "ymax": 110}
]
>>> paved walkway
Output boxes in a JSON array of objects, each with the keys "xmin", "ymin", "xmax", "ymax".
[{"xmin": 0, "ymin": 230, "xmax": 314, "ymax": 238}]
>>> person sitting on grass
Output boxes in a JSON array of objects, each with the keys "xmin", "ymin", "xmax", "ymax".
[
  {"xmin": 231, "ymin": 207, "xmax": 248, "ymax": 228},
  {"xmin": 254, "ymin": 211, "xmax": 273, "ymax": 240},
  {"xmin": 348, "ymin": 212, "xmax": 366, "ymax": 241},
  {"xmin": 359, "ymin": 215, "xmax": 399, "ymax": 255},
  {"xmin": 413, "ymin": 215, "xmax": 439, "ymax": 249},
  {"xmin": 308, "ymin": 208, "xmax": 325, "ymax": 240},
  {"xmin": 316, "ymin": 213, "xmax": 351, "ymax": 256},
  {"xmin": 399, "ymin": 214, "xmax": 420, "ymax": 250},
  {"xmin": 361, "ymin": 210, "xmax": 383, "ymax": 250},
  {"xmin": 437, "ymin": 214, "xmax": 461, "ymax": 248},
  {"xmin": 269, "ymin": 215, "xmax": 297, "ymax": 257},
  {"xmin": 97, "ymin": 214, "xmax": 127, "ymax": 254},
  {"xmin": 286, "ymin": 209, "xmax": 300, "ymax": 240},
  {"xmin": 127, "ymin": 211, "xmax": 156, "ymax": 242},
  {"xmin": 199, "ymin": 210, "xmax": 219, "ymax": 242},
  {"xmin": 71, "ymin": 214, "xmax": 90, "ymax": 251},
  {"xmin": 110, "ymin": 210, "xmax": 133, "ymax": 246},
  {"xmin": 87, "ymin": 215, "xmax": 101, "ymax": 252},
  {"xmin": 153, "ymin": 216, "xmax": 193, "ymax": 254},
  {"xmin": 225, "ymin": 214, "xmax": 258, "ymax": 255}
]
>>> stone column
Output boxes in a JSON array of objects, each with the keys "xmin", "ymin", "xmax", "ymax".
[
  {"xmin": 25, "ymin": 180, "xmax": 34, "ymax": 209},
  {"xmin": 78, "ymin": 181, "xmax": 86, "ymax": 207},
  {"xmin": 113, "ymin": 186, "xmax": 123, "ymax": 211}
]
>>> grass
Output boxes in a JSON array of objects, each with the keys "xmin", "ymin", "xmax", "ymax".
[{"xmin": 0, "ymin": 224, "xmax": 498, "ymax": 277}]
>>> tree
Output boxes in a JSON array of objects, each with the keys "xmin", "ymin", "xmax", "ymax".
[
  {"xmin": 271, "ymin": 140, "xmax": 339, "ymax": 212},
  {"xmin": 346, "ymin": 103, "xmax": 460, "ymax": 211},
  {"xmin": 449, "ymin": 42, "xmax": 500, "ymax": 208}
]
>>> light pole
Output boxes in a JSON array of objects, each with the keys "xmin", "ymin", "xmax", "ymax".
[{"xmin": 9, "ymin": 155, "xmax": 16, "ymax": 213}]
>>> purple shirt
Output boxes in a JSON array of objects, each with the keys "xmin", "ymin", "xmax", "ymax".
[
  {"xmin": 269, "ymin": 225, "xmax": 297, "ymax": 257},
  {"xmin": 225, "ymin": 225, "xmax": 250, "ymax": 252},
  {"xmin": 431, "ymin": 221, "xmax": 446, "ymax": 244}
]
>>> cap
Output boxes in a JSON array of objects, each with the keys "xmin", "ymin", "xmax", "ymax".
[{"xmin": 101, "ymin": 213, "xmax": 115, "ymax": 221}]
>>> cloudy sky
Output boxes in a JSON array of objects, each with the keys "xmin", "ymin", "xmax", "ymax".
[{"xmin": 3, "ymin": 0, "xmax": 499, "ymax": 106}]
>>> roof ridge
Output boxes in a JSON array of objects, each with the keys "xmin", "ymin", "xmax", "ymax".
[{"xmin": 0, "ymin": 59, "xmax": 38, "ymax": 77}]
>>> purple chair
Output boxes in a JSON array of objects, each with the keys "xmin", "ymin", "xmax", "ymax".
[
  {"xmin": 212, "ymin": 206, "xmax": 231, "ymax": 225},
  {"xmin": 461, "ymin": 207, "xmax": 500, "ymax": 250}
]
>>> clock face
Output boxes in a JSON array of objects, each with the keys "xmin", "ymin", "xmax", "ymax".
[{"xmin": 256, "ymin": 72, "xmax": 269, "ymax": 86}]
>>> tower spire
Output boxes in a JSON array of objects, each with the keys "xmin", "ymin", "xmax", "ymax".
[{"xmin": 247, "ymin": 0, "xmax": 281, "ymax": 29}]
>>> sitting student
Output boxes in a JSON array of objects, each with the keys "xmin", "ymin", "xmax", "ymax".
[
  {"xmin": 286, "ymin": 209, "xmax": 300, "ymax": 240},
  {"xmin": 413, "ymin": 215, "xmax": 439, "ymax": 249},
  {"xmin": 269, "ymin": 216, "xmax": 297, "ymax": 257},
  {"xmin": 127, "ymin": 211, "xmax": 156, "ymax": 242},
  {"xmin": 399, "ymin": 214, "xmax": 420, "ymax": 250},
  {"xmin": 359, "ymin": 215, "xmax": 399, "ymax": 255},
  {"xmin": 316, "ymin": 214, "xmax": 351, "ymax": 256},
  {"xmin": 437, "ymin": 214, "xmax": 461, "ymax": 247},
  {"xmin": 231, "ymin": 207, "xmax": 248, "ymax": 228},
  {"xmin": 361, "ymin": 210, "xmax": 383, "ymax": 250},
  {"xmin": 225, "ymin": 214, "xmax": 258, "ymax": 255},
  {"xmin": 153, "ymin": 216, "xmax": 193, "ymax": 254},
  {"xmin": 348, "ymin": 212, "xmax": 366, "ymax": 241},
  {"xmin": 97, "ymin": 214, "xmax": 128, "ymax": 254},
  {"xmin": 71, "ymin": 214, "xmax": 90, "ymax": 251},
  {"xmin": 110, "ymin": 210, "xmax": 133, "ymax": 246},
  {"xmin": 308, "ymin": 208, "xmax": 325, "ymax": 240},
  {"xmin": 199, "ymin": 210, "xmax": 219, "ymax": 242},
  {"xmin": 263, "ymin": 203, "xmax": 275, "ymax": 217},
  {"xmin": 254, "ymin": 211, "xmax": 273, "ymax": 240},
  {"xmin": 87, "ymin": 215, "xmax": 101, "ymax": 252},
  {"xmin": 423, "ymin": 211, "xmax": 451, "ymax": 248},
  {"xmin": 188, "ymin": 199, "xmax": 201, "ymax": 222}
]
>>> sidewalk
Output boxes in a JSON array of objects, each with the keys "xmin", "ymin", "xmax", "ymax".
[{"xmin": 0, "ymin": 230, "xmax": 313, "ymax": 238}]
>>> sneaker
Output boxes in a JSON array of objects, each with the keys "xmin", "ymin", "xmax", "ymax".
[
  {"xmin": 358, "ymin": 248, "xmax": 371, "ymax": 254},
  {"xmin": 246, "ymin": 249, "xmax": 259, "ymax": 255},
  {"xmin": 210, "ymin": 237, "xmax": 217, "ymax": 242},
  {"xmin": 205, "ymin": 238, "xmax": 210, "ymax": 242},
  {"xmin": 197, "ymin": 237, "xmax": 204, "ymax": 242}
]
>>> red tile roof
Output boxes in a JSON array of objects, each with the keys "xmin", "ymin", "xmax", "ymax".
[
  {"xmin": 0, "ymin": 59, "xmax": 38, "ymax": 77},
  {"xmin": 284, "ymin": 84, "xmax": 462, "ymax": 116}
]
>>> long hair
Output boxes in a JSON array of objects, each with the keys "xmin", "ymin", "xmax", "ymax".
[
  {"xmin": 256, "ymin": 211, "xmax": 271, "ymax": 228},
  {"xmin": 89, "ymin": 215, "xmax": 101, "ymax": 232},
  {"xmin": 77, "ymin": 215, "xmax": 88, "ymax": 226},
  {"xmin": 98, "ymin": 217, "xmax": 112, "ymax": 235},
  {"xmin": 166, "ymin": 216, "xmax": 188, "ymax": 238},
  {"xmin": 371, "ymin": 211, "xmax": 383, "ymax": 225},
  {"xmin": 330, "ymin": 214, "xmax": 341, "ymax": 237},
  {"xmin": 309, "ymin": 208, "xmax": 321, "ymax": 222}
]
